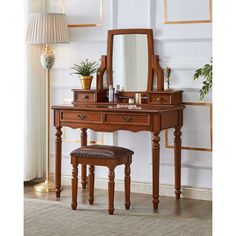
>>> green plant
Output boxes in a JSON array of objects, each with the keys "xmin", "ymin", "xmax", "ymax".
[
  {"xmin": 71, "ymin": 59, "xmax": 98, "ymax": 76},
  {"xmin": 193, "ymin": 60, "xmax": 212, "ymax": 100}
]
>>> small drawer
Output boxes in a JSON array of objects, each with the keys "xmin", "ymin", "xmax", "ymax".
[
  {"xmin": 74, "ymin": 91, "xmax": 96, "ymax": 103},
  {"xmin": 104, "ymin": 113, "xmax": 150, "ymax": 126},
  {"xmin": 149, "ymin": 94, "xmax": 171, "ymax": 105},
  {"xmin": 148, "ymin": 91, "xmax": 182, "ymax": 105},
  {"xmin": 61, "ymin": 111, "xmax": 102, "ymax": 123}
]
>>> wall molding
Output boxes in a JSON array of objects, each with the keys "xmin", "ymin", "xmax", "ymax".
[
  {"xmin": 165, "ymin": 102, "xmax": 212, "ymax": 152},
  {"xmin": 148, "ymin": 0, "xmax": 156, "ymax": 29},
  {"xmin": 160, "ymin": 162, "xmax": 212, "ymax": 171},
  {"xmin": 50, "ymin": 153, "xmax": 211, "ymax": 171},
  {"xmin": 159, "ymin": 57, "xmax": 211, "ymax": 70},
  {"xmin": 155, "ymin": 37, "xmax": 212, "ymax": 43},
  {"xmin": 67, "ymin": 36, "xmax": 212, "ymax": 44},
  {"xmin": 51, "ymin": 85, "xmax": 211, "ymax": 93},
  {"xmin": 64, "ymin": 0, "xmax": 103, "ymax": 28},
  {"xmin": 112, "ymin": 0, "xmax": 155, "ymax": 29},
  {"xmin": 111, "ymin": 0, "xmax": 118, "ymax": 28},
  {"xmin": 68, "ymin": 0, "xmax": 212, "ymax": 44},
  {"xmin": 53, "ymin": 174, "xmax": 212, "ymax": 201},
  {"xmin": 51, "ymin": 57, "xmax": 211, "ymax": 71},
  {"xmin": 163, "ymin": 0, "xmax": 212, "ymax": 25}
]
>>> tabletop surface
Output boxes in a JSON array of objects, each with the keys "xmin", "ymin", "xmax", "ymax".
[{"xmin": 51, "ymin": 103, "xmax": 185, "ymax": 113}]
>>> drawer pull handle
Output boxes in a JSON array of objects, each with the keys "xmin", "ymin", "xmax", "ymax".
[
  {"xmin": 78, "ymin": 114, "xmax": 87, "ymax": 120},
  {"xmin": 157, "ymin": 97, "xmax": 163, "ymax": 102},
  {"xmin": 83, "ymin": 95, "xmax": 89, "ymax": 99},
  {"xmin": 123, "ymin": 116, "xmax": 131, "ymax": 122}
]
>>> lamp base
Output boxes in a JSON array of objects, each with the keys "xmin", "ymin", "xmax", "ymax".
[
  {"xmin": 40, "ymin": 45, "xmax": 55, "ymax": 71},
  {"xmin": 33, "ymin": 179, "xmax": 56, "ymax": 193}
]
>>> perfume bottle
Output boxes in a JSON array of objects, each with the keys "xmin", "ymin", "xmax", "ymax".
[
  {"xmin": 165, "ymin": 67, "xmax": 171, "ymax": 90},
  {"xmin": 135, "ymin": 93, "xmax": 142, "ymax": 104},
  {"xmin": 128, "ymin": 97, "xmax": 134, "ymax": 104},
  {"xmin": 108, "ymin": 85, "xmax": 114, "ymax": 102},
  {"xmin": 114, "ymin": 85, "xmax": 120, "ymax": 103}
]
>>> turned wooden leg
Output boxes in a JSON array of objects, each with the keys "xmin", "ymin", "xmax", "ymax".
[
  {"xmin": 55, "ymin": 126, "xmax": 62, "ymax": 198},
  {"xmin": 108, "ymin": 167, "xmax": 115, "ymax": 215},
  {"xmin": 174, "ymin": 127, "xmax": 182, "ymax": 199},
  {"xmin": 71, "ymin": 156, "xmax": 78, "ymax": 210},
  {"xmin": 81, "ymin": 128, "xmax": 87, "ymax": 189},
  {"xmin": 152, "ymin": 131, "xmax": 160, "ymax": 210},
  {"xmin": 88, "ymin": 165, "xmax": 95, "ymax": 205},
  {"xmin": 124, "ymin": 161, "xmax": 131, "ymax": 210}
]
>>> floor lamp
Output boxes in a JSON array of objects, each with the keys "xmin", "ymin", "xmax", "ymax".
[{"xmin": 26, "ymin": 13, "xmax": 69, "ymax": 192}]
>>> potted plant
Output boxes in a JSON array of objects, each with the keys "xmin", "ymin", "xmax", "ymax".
[
  {"xmin": 71, "ymin": 59, "xmax": 98, "ymax": 90},
  {"xmin": 193, "ymin": 60, "xmax": 212, "ymax": 100}
]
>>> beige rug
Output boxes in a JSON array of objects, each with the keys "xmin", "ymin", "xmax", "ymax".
[{"xmin": 24, "ymin": 198, "xmax": 211, "ymax": 236}]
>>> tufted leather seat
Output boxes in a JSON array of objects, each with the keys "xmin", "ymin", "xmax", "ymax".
[
  {"xmin": 70, "ymin": 144, "xmax": 134, "ymax": 215},
  {"xmin": 70, "ymin": 145, "xmax": 134, "ymax": 159}
]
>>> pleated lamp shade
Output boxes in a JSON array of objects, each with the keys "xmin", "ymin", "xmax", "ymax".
[{"xmin": 26, "ymin": 13, "xmax": 69, "ymax": 44}]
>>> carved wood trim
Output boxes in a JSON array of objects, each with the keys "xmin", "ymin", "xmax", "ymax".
[
  {"xmin": 152, "ymin": 55, "xmax": 164, "ymax": 91},
  {"xmin": 108, "ymin": 167, "xmax": 115, "ymax": 214},
  {"xmin": 97, "ymin": 55, "xmax": 107, "ymax": 90},
  {"xmin": 55, "ymin": 126, "xmax": 62, "ymax": 198},
  {"xmin": 107, "ymin": 28, "xmax": 154, "ymax": 90},
  {"xmin": 174, "ymin": 127, "xmax": 182, "ymax": 199},
  {"xmin": 152, "ymin": 131, "xmax": 160, "ymax": 209}
]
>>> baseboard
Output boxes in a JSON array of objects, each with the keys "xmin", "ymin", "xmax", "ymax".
[{"xmin": 51, "ymin": 174, "xmax": 212, "ymax": 201}]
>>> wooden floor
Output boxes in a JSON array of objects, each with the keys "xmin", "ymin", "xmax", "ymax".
[{"xmin": 24, "ymin": 182, "xmax": 212, "ymax": 218}]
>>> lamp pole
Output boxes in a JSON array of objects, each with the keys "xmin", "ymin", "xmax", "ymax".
[
  {"xmin": 34, "ymin": 44, "xmax": 56, "ymax": 192},
  {"xmin": 26, "ymin": 13, "xmax": 69, "ymax": 192}
]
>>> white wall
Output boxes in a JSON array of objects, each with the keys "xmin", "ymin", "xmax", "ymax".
[{"xmin": 48, "ymin": 0, "xmax": 212, "ymax": 193}]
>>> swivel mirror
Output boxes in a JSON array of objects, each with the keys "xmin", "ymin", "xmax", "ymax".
[{"xmin": 107, "ymin": 29, "xmax": 155, "ymax": 92}]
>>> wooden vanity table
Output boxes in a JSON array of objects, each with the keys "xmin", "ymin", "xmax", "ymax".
[{"xmin": 52, "ymin": 29, "xmax": 184, "ymax": 210}]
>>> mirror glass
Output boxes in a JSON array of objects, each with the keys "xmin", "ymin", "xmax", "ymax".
[{"xmin": 112, "ymin": 34, "xmax": 148, "ymax": 91}]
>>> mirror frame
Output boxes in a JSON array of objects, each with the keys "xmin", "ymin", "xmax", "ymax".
[{"xmin": 107, "ymin": 29, "xmax": 154, "ymax": 92}]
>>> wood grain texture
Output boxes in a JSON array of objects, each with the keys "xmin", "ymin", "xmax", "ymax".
[
  {"xmin": 108, "ymin": 167, "xmax": 115, "ymax": 215},
  {"xmin": 70, "ymin": 146, "xmax": 133, "ymax": 215},
  {"xmin": 88, "ymin": 165, "xmax": 95, "ymax": 205},
  {"xmin": 51, "ymin": 28, "xmax": 185, "ymax": 209},
  {"xmin": 55, "ymin": 126, "xmax": 62, "ymax": 198},
  {"xmin": 52, "ymin": 104, "xmax": 184, "ymax": 208},
  {"xmin": 152, "ymin": 131, "xmax": 160, "ymax": 210},
  {"xmin": 71, "ymin": 156, "xmax": 78, "ymax": 210},
  {"xmin": 124, "ymin": 159, "xmax": 131, "ymax": 210},
  {"xmin": 174, "ymin": 127, "xmax": 182, "ymax": 199},
  {"xmin": 97, "ymin": 55, "xmax": 107, "ymax": 90},
  {"xmin": 106, "ymin": 28, "xmax": 165, "ymax": 92},
  {"xmin": 81, "ymin": 128, "xmax": 87, "ymax": 189}
]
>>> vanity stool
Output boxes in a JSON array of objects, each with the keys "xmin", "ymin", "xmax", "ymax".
[{"xmin": 70, "ymin": 145, "xmax": 134, "ymax": 215}]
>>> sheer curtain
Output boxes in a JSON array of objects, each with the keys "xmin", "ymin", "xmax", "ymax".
[{"xmin": 24, "ymin": 0, "xmax": 47, "ymax": 181}]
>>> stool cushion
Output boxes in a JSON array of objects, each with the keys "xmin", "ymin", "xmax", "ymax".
[{"xmin": 70, "ymin": 145, "xmax": 134, "ymax": 159}]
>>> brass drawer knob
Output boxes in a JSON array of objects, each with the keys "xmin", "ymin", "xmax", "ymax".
[
  {"xmin": 157, "ymin": 97, "xmax": 163, "ymax": 102},
  {"xmin": 83, "ymin": 95, "xmax": 89, "ymax": 99},
  {"xmin": 78, "ymin": 114, "xmax": 87, "ymax": 120},
  {"xmin": 123, "ymin": 116, "xmax": 131, "ymax": 122}
]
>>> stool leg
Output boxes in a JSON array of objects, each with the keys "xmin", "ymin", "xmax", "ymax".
[
  {"xmin": 80, "ymin": 128, "xmax": 88, "ymax": 189},
  {"xmin": 88, "ymin": 165, "xmax": 95, "ymax": 205},
  {"xmin": 124, "ymin": 162, "xmax": 131, "ymax": 210},
  {"xmin": 108, "ymin": 167, "xmax": 115, "ymax": 215},
  {"xmin": 81, "ymin": 165, "xmax": 87, "ymax": 189},
  {"xmin": 71, "ymin": 157, "xmax": 78, "ymax": 210}
]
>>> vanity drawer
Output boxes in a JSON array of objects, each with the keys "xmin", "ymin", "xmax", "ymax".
[
  {"xmin": 148, "ymin": 91, "xmax": 182, "ymax": 105},
  {"xmin": 61, "ymin": 111, "xmax": 102, "ymax": 123},
  {"xmin": 75, "ymin": 91, "xmax": 96, "ymax": 103},
  {"xmin": 104, "ymin": 113, "xmax": 150, "ymax": 126},
  {"xmin": 149, "ymin": 94, "xmax": 171, "ymax": 105}
]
